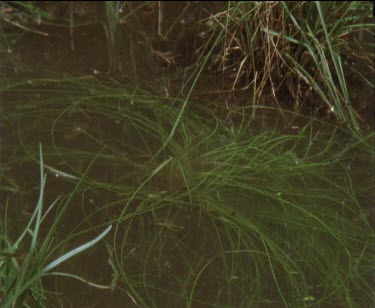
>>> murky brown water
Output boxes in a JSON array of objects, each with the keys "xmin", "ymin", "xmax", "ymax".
[{"xmin": 1, "ymin": 2, "xmax": 374, "ymax": 307}]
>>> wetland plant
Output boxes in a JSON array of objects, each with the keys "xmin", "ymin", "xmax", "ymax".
[
  {"xmin": 189, "ymin": 1, "xmax": 374, "ymax": 137},
  {"xmin": 1, "ymin": 79, "xmax": 373, "ymax": 306},
  {"xmin": 0, "ymin": 145, "xmax": 112, "ymax": 307},
  {"xmin": 0, "ymin": 1, "xmax": 374, "ymax": 306}
]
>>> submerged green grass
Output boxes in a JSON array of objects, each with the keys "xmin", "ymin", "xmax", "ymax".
[
  {"xmin": 0, "ymin": 1, "xmax": 374, "ymax": 306},
  {"xmin": 1, "ymin": 79, "xmax": 373, "ymax": 306}
]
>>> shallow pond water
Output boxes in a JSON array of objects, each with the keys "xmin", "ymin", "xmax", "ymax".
[{"xmin": 1, "ymin": 2, "xmax": 374, "ymax": 307}]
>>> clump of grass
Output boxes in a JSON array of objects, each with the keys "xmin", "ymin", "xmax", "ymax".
[
  {"xmin": 0, "ymin": 144, "xmax": 112, "ymax": 307},
  {"xmin": 1, "ymin": 77, "xmax": 374, "ymax": 306},
  {"xmin": 194, "ymin": 1, "xmax": 373, "ymax": 135},
  {"xmin": 2, "ymin": 1, "xmax": 372, "ymax": 138},
  {"xmin": 107, "ymin": 114, "xmax": 374, "ymax": 306}
]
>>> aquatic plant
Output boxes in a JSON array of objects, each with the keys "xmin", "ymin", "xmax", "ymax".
[
  {"xmin": 0, "ymin": 145, "xmax": 112, "ymax": 307},
  {"xmin": 0, "ymin": 1, "xmax": 374, "ymax": 305},
  {"xmin": 1, "ymin": 79, "xmax": 373, "ymax": 306}
]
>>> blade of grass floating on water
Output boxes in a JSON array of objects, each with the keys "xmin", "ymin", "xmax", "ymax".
[
  {"xmin": 42, "ymin": 225, "xmax": 112, "ymax": 273},
  {"xmin": 42, "ymin": 164, "xmax": 80, "ymax": 180},
  {"xmin": 45, "ymin": 272, "xmax": 112, "ymax": 289}
]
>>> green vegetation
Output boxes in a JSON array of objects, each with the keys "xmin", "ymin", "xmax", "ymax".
[
  {"xmin": 0, "ymin": 1, "xmax": 374, "ymax": 307},
  {"xmin": 0, "ymin": 145, "xmax": 112, "ymax": 307},
  {"xmin": 1, "ymin": 79, "xmax": 373, "ymax": 306},
  {"xmin": 186, "ymin": 1, "xmax": 373, "ymax": 137}
]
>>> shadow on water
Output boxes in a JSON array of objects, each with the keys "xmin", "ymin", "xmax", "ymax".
[{"xmin": 0, "ymin": 1, "xmax": 374, "ymax": 307}]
